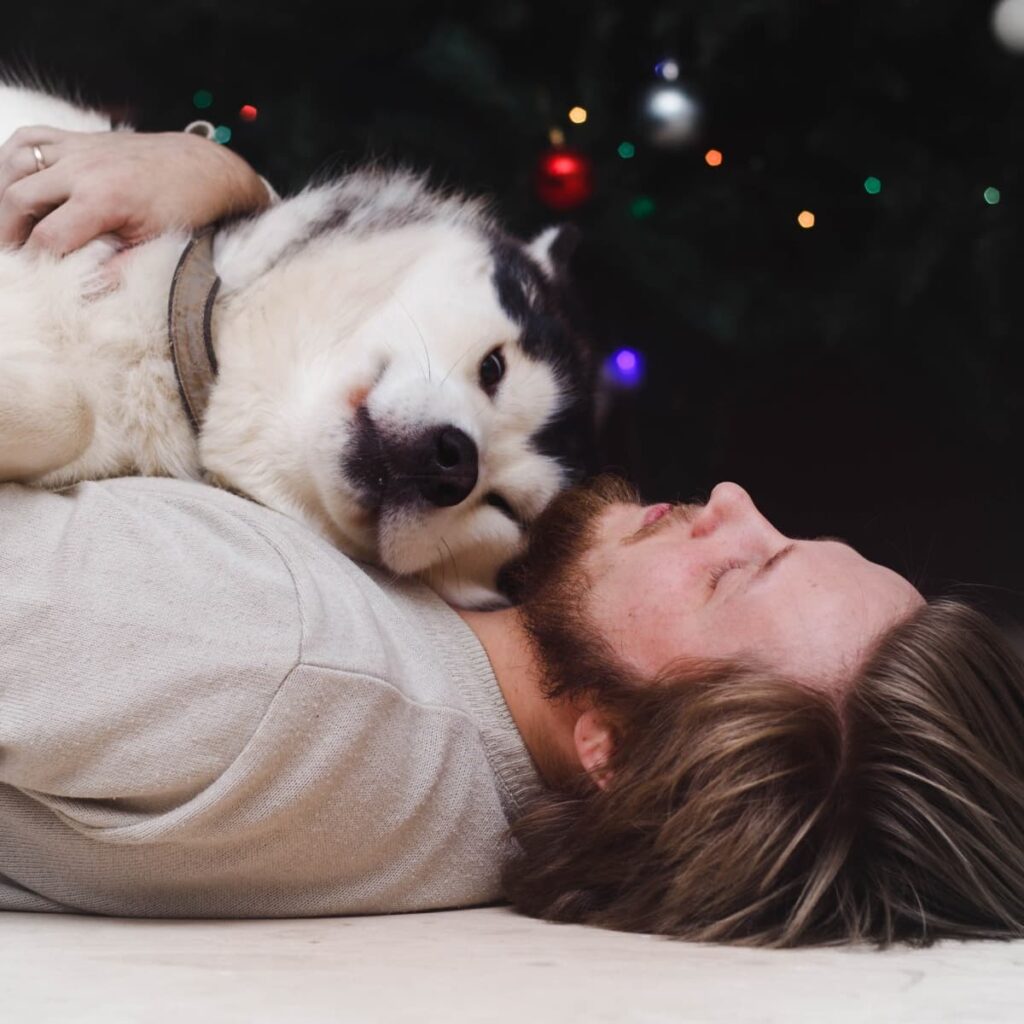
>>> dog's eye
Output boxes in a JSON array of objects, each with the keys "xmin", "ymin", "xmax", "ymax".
[
  {"xmin": 485, "ymin": 492, "xmax": 520, "ymax": 524},
  {"xmin": 479, "ymin": 347, "xmax": 506, "ymax": 396}
]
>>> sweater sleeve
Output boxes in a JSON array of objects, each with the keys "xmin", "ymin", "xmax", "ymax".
[{"xmin": 0, "ymin": 479, "xmax": 301, "ymax": 818}]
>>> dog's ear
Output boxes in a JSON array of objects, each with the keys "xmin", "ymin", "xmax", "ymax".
[{"xmin": 527, "ymin": 224, "xmax": 581, "ymax": 280}]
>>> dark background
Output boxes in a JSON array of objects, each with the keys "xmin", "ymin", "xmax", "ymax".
[{"xmin": 3, "ymin": 0, "xmax": 1023, "ymax": 626}]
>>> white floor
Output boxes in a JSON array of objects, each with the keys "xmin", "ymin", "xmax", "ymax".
[{"xmin": 2, "ymin": 907, "xmax": 1023, "ymax": 1023}]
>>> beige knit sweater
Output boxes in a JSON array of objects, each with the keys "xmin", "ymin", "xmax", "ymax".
[{"xmin": 0, "ymin": 477, "xmax": 540, "ymax": 917}]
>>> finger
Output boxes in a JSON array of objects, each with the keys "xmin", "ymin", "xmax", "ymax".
[
  {"xmin": 0, "ymin": 139, "xmax": 60, "ymax": 201},
  {"xmin": 0, "ymin": 125, "xmax": 68, "ymax": 170},
  {"xmin": 25, "ymin": 197, "xmax": 119, "ymax": 257},
  {"xmin": 0, "ymin": 171, "xmax": 68, "ymax": 248},
  {"xmin": 0, "ymin": 144, "xmax": 42, "ymax": 198}
]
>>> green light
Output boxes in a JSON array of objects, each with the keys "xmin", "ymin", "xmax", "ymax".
[
  {"xmin": 213, "ymin": 125, "xmax": 232, "ymax": 145},
  {"xmin": 630, "ymin": 196, "xmax": 655, "ymax": 219},
  {"xmin": 617, "ymin": 140, "xmax": 636, "ymax": 159},
  {"xmin": 984, "ymin": 186, "xmax": 1001, "ymax": 206},
  {"xmin": 864, "ymin": 176, "xmax": 882, "ymax": 195},
  {"xmin": 192, "ymin": 89, "xmax": 213, "ymax": 109}
]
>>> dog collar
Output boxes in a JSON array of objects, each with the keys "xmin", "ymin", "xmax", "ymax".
[{"xmin": 167, "ymin": 228, "xmax": 221, "ymax": 433}]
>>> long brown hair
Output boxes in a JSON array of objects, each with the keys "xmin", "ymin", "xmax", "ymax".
[{"xmin": 502, "ymin": 599, "xmax": 1024, "ymax": 946}]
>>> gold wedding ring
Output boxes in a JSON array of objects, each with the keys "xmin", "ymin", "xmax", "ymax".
[{"xmin": 31, "ymin": 144, "xmax": 46, "ymax": 172}]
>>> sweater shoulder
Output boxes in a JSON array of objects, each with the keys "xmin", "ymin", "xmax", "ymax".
[{"xmin": 89, "ymin": 477, "xmax": 461, "ymax": 691}]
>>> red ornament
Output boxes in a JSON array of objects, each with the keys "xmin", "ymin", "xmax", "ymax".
[{"xmin": 534, "ymin": 148, "xmax": 594, "ymax": 210}]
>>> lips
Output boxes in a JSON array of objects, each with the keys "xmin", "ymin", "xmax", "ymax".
[{"xmin": 642, "ymin": 503, "xmax": 671, "ymax": 527}]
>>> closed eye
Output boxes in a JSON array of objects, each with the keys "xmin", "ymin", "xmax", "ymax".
[
  {"xmin": 709, "ymin": 544, "xmax": 797, "ymax": 593},
  {"xmin": 485, "ymin": 492, "xmax": 522, "ymax": 526},
  {"xmin": 708, "ymin": 559, "xmax": 745, "ymax": 591}
]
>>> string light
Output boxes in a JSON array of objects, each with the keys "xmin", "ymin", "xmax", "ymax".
[
  {"xmin": 213, "ymin": 125, "xmax": 232, "ymax": 145},
  {"xmin": 192, "ymin": 89, "xmax": 213, "ymax": 109},
  {"xmin": 531, "ymin": 71, "xmax": 1014, "ymax": 258},
  {"xmin": 631, "ymin": 196, "xmax": 655, "ymax": 219},
  {"xmin": 606, "ymin": 347, "xmax": 645, "ymax": 387},
  {"xmin": 239, "ymin": 104, "xmax": 258, "ymax": 122}
]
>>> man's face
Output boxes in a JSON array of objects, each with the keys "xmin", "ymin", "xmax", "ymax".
[{"xmin": 522, "ymin": 478, "xmax": 923, "ymax": 694}]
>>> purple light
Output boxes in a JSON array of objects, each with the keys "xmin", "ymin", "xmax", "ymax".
[{"xmin": 606, "ymin": 347, "xmax": 645, "ymax": 387}]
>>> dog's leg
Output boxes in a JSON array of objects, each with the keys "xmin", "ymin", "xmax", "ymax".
[{"xmin": 0, "ymin": 350, "xmax": 94, "ymax": 481}]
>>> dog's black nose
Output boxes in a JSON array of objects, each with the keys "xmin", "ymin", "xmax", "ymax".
[{"xmin": 418, "ymin": 426, "xmax": 478, "ymax": 507}]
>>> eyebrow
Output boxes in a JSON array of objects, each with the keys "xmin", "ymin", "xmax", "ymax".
[{"xmin": 754, "ymin": 542, "xmax": 798, "ymax": 580}]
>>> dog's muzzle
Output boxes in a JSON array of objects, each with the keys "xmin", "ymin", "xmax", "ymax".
[{"xmin": 344, "ymin": 409, "xmax": 479, "ymax": 510}]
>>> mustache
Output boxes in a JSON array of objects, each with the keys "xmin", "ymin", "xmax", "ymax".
[{"xmin": 622, "ymin": 501, "xmax": 703, "ymax": 546}]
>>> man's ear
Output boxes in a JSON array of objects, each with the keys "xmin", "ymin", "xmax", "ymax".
[
  {"xmin": 527, "ymin": 224, "xmax": 581, "ymax": 280},
  {"xmin": 572, "ymin": 708, "xmax": 616, "ymax": 790}
]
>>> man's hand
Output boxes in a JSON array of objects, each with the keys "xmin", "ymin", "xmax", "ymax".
[{"xmin": 0, "ymin": 126, "xmax": 273, "ymax": 255}]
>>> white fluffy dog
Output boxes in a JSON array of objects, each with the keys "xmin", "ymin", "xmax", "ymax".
[{"xmin": 0, "ymin": 83, "xmax": 595, "ymax": 608}]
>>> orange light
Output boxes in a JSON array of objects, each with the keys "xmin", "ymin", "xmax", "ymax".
[
  {"xmin": 797, "ymin": 210, "xmax": 816, "ymax": 229},
  {"xmin": 239, "ymin": 104, "xmax": 258, "ymax": 122},
  {"xmin": 704, "ymin": 149, "xmax": 723, "ymax": 167},
  {"xmin": 568, "ymin": 106, "xmax": 588, "ymax": 124}
]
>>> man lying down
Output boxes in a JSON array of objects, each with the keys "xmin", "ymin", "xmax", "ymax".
[
  {"xmin": 1, "ymin": 127, "xmax": 1024, "ymax": 948},
  {"xmin": 2, "ymin": 471, "xmax": 1024, "ymax": 947}
]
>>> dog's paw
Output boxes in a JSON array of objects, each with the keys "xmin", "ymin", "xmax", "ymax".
[{"xmin": 79, "ymin": 234, "xmax": 129, "ymax": 298}]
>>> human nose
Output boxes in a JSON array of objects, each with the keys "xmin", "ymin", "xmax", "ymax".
[{"xmin": 689, "ymin": 482, "xmax": 776, "ymax": 539}]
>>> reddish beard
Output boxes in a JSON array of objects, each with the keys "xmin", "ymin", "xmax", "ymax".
[{"xmin": 513, "ymin": 474, "xmax": 642, "ymax": 703}]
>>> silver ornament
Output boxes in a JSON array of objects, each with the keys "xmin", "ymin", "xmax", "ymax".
[{"xmin": 639, "ymin": 81, "xmax": 700, "ymax": 148}]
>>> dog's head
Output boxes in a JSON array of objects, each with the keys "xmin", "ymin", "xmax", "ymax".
[{"xmin": 210, "ymin": 171, "xmax": 595, "ymax": 608}]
